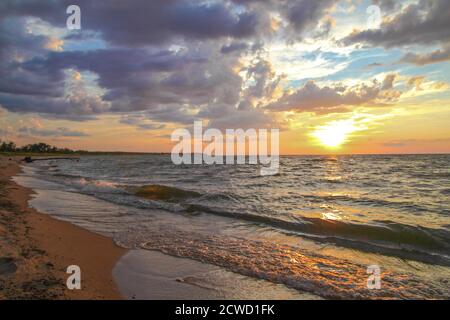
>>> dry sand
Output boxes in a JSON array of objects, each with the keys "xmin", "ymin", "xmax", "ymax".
[{"xmin": 0, "ymin": 156, "xmax": 126, "ymax": 299}]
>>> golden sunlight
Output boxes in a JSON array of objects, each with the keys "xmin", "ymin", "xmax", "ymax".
[{"xmin": 312, "ymin": 119, "xmax": 357, "ymax": 148}]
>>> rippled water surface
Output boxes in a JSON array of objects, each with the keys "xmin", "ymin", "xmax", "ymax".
[{"xmin": 15, "ymin": 154, "xmax": 450, "ymax": 299}]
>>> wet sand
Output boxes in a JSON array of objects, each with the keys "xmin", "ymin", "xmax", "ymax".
[
  {"xmin": 0, "ymin": 156, "xmax": 125, "ymax": 299},
  {"xmin": 113, "ymin": 249, "xmax": 319, "ymax": 300}
]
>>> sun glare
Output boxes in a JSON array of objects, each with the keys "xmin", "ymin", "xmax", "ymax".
[{"xmin": 312, "ymin": 120, "xmax": 357, "ymax": 148}]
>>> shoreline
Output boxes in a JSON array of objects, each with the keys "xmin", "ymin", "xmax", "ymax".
[
  {"xmin": 3, "ymin": 155, "xmax": 448, "ymax": 299},
  {"xmin": 0, "ymin": 156, "xmax": 126, "ymax": 299},
  {"xmin": 6, "ymin": 156, "xmax": 320, "ymax": 300}
]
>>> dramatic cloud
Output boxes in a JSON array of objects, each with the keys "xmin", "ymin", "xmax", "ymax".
[
  {"xmin": 407, "ymin": 76, "xmax": 426, "ymax": 90},
  {"xmin": 0, "ymin": 0, "xmax": 260, "ymax": 46},
  {"xmin": 0, "ymin": 0, "xmax": 448, "ymax": 137},
  {"xmin": 285, "ymin": 0, "xmax": 337, "ymax": 34},
  {"xmin": 400, "ymin": 47, "xmax": 450, "ymax": 65},
  {"xmin": 0, "ymin": 0, "xmax": 343, "ymax": 125},
  {"xmin": 0, "ymin": 92, "xmax": 106, "ymax": 120},
  {"xmin": 343, "ymin": 0, "xmax": 450, "ymax": 47},
  {"xmin": 372, "ymin": 0, "xmax": 400, "ymax": 12},
  {"xmin": 119, "ymin": 114, "xmax": 165, "ymax": 131},
  {"xmin": 382, "ymin": 73, "xmax": 397, "ymax": 90},
  {"xmin": 267, "ymin": 74, "xmax": 400, "ymax": 113},
  {"xmin": 1, "ymin": 41, "xmax": 243, "ymax": 121},
  {"xmin": 19, "ymin": 48, "xmax": 208, "ymax": 106},
  {"xmin": 243, "ymin": 58, "xmax": 282, "ymax": 100},
  {"xmin": 203, "ymin": 103, "xmax": 282, "ymax": 130},
  {"xmin": 221, "ymin": 42, "xmax": 249, "ymax": 54}
]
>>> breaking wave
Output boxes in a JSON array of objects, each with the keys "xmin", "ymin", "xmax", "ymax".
[{"xmin": 115, "ymin": 226, "xmax": 449, "ymax": 300}]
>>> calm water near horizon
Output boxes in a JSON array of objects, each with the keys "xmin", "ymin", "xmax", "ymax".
[{"xmin": 15, "ymin": 154, "xmax": 450, "ymax": 299}]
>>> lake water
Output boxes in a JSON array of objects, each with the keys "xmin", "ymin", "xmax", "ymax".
[{"xmin": 15, "ymin": 154, "xmax": 450, "ymax": 299}]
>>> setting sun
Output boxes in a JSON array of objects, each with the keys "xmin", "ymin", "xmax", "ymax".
[{"xmin": 312, "ymin": 119, "xmax": 357, "ymax": 148}]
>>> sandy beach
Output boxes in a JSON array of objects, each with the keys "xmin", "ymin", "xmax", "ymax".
[{"xmin": 0, "ymin": 156, "xmax": 125, "ymax": 299}]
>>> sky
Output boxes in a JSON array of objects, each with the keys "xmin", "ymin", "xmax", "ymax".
[{"xmin": 0, "ymin": 0, "xmax": 449, "ymax": 154}]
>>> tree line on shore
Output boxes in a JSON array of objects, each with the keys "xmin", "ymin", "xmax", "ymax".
[{"xmin": 0, "ymin": 140, "xmax": 83, "ymax": 154}]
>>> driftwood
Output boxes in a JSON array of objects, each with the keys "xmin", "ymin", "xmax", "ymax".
[{"xmin": 22, "ymin": 156, "xmax": 80, "ymax": 163}]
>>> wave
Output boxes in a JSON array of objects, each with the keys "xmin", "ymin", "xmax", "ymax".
[
  {"xmin": 300, "ymin": 193, "xmax": 433, "ymax": 213},
  {"xmin": 411, "ymin": 172, "xmax": 450, "ymax": 179},
  {"xmin": 64, "ymin": 177, "xmax": 121, "ymax": 194},
  {"xmin": 22, "ymin": 158, "xmax": 450, "ymax": 299},
  {"xmin": 115, "ymin": 226, "xmax": 449, "ymax": 299},
  {"xmin": 321, "ymin": 176, "xmax": 343, "ymax": 184},
  {"xmin": 127, "ymin": 184, "xmax": 201, "ymax": 201},
  {"xmin": 307, "ymin": 157, "xmax": 338, "ymax": 162},
  {"xmin": 32, "ymin": 170, "xmax": 123, "ymax": 195},
  {"xmin": 183, "ymin": 203, "xmax": 450, "ymax": 266},
  {"xmin": 52, "ymin": 172, "xmax": 83, "ymax": 179},
  {"xmin": 30, "ymin": 167, "xmax": 450, "ymax": 266}
]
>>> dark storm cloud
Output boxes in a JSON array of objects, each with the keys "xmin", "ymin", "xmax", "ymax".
[
  {"xmin": 208, "ymin": 106, "xmax": 277, "ymax": 130},
  {"xmin": 1, "ymin": 45, "xmax": 216, "ymax": 117},
  {"xmin": 0, "ymin": 0, "xmax": 64, "ymax": 22},
  {"xmin": 285, "ymin": 0, "xmax": 337, "ymax": 34},
  {"xmin": 371, "ymin": 0, "xmax": 400, "ymax": 12},
  {"xmin": 231, "ymin": 0, "xmax": 337, "ymax": 36},
  {"xmin": 0, "ymin": 1, "xmax": 255, "ymax": 123},
  {"xmin": 221, "ymin": 42, "xmax": 249, "ymax": 54},
  {"xmin": 21, "ymin": 48, "xmax": 206, "ymax": 92},
  {"xmin": 0, "ymin": 17, "xmax": 47, "ymax": 57},
  {"xmin": 231, "ymin": 0, "xmax": 271, "ymax": 4},
  {"xmin": 0, "ymin": 67, "xmax": 63, "ymax": 98},
  {"xmin": 343, "ymin": 0, "xmax": 450, "ymax": 47},
  {"xmin": 244, "ymin": 58, "xmax": 282, "ymax": 100},
  {"xmin": 0, "ymin": 19, "xmax": 70, "ymax": 123},
  {"xmin": 0, "ymin": 89, "xmax": 108, "ymax": 118},
  {"xmin": 141, "ymin": 105, "xmax": 199, "ymax": 125},
  {"xmin": 0, "ymin": 17, "xmax": 63, "ymax": 97},
  {"xmin": 84, "ymin": 1, "xmax": 260, "ymax": 46},
  {"xmin": 1, "ymin": 0, "xmax": 260, "ymax": 46},
  {"xmin": 0, "ymin": 0, "xmax": 343, "ymax": 128},
  {"xmin": 2, "ymin": 43, "xmax": 246, "ymax": 124}
]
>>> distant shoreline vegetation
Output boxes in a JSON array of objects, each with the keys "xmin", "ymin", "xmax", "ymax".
[
  {"xmin": 0, "ymin": 140, "xmax": 165, "ymax": 155},
  {"xmin": 0, "ymin": 140, "xmax": 80, "ymax": 154},
  {"xmin": 1, "ymin": 140, "xmax": 448, "ymax": 156}
]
